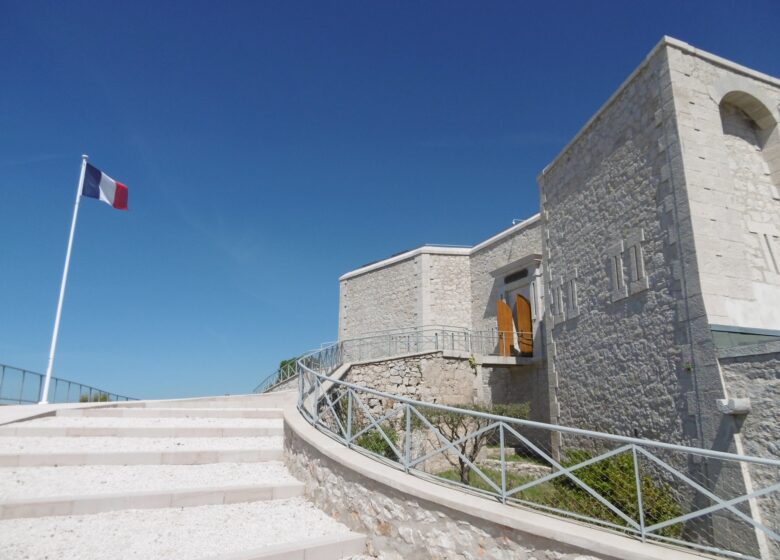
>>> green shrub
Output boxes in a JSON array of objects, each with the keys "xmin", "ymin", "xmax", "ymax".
[
  {"xmin": 421, "ymin": 402, "xmax": 530, "ymax": 484},
  {"xmin": 79, "ymin": 392, "xmax": 110, "ymax": 403},
  {"xmin": 556, "ymin": 450, "xmax": 683, "ymax": 537},
  {"xmin": 355, "ymin": 425, "xmax": 399, "ymax": 460}
]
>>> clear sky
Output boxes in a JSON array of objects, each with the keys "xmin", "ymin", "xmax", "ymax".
[{"xmin": 1, "ymin": 1, "xmax": 779, "ymax": 400}]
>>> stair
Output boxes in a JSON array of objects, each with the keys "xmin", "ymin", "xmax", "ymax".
[{"xmin": 0, "ymin": 402, "xmax": 366, "ymax": 559}]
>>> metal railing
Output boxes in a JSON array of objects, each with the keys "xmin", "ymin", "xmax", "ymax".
[
  {"xmin": 296, "ymin": 341, "xmax": 780, "ymax": 560},
  {"xmin": 0, "ymin": 363, "xmax": 137, "ymax": 405},
  {"xmin": 254, "ymin": 326, "xmax": 535, "ymax": 394},
  {"xmin": 253, "ymin": 361, "xmax": 299, "ymax": 394}
]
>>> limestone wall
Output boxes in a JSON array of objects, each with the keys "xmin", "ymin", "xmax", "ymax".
[
  {"xmin": 538, "ymin": 40, "xmax": 769, "ymax": 555},
  {"xmin": 427, "ymin": 254, "xmax": 471, "ymax": 329},
  {"xmin": 343, "ymin": 352, "xmax": 476, "ymax": 414},
  {"xmin": 718, "ymin": 341, "xmax": 780, "ymax": 554},
  {"xmin": 284, "ymin": 423, "xmax": 609, "ymax": 560},
  {"xmin": 339, "ymin": 255, "xmax": 421, "ymax": 340},
  {"xmin": 667, "ymin": 46, "xmax": 780, "ymax": 332},
  {"xmin": 538, "ymin": 43, "xmax": 705, "ymax": 445},
  {"xmin": 477, "ymin": 364, "xmax": 549, "ymax": 425}
]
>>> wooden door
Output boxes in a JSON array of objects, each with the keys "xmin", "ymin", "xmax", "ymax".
[
  {"xmin": 496, "ymin": 299, "xmax": 515, "ymax": 357},
  {"xmin": 515, "ymin": 294, "xmax": 533, "ymax": 356}
]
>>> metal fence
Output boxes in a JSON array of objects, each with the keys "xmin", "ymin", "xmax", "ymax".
[
  {"xmin": 254, "ymin": 326, "xmax": 534, "ymax": 394},
  {"xmin": 0, "ymin": 363, "xmax": 136, "ymax": 405},
  {"xmin": 253, "ymin": 361, "xmax": 298, "ymax": 394},
  {"xmin": 296, "ymin": 341, "xmax": 780, "ymax": 560}
]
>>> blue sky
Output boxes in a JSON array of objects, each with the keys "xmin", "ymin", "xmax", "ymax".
[{"xmin": 1, "ymin": 1, "xmax": 779, "ymax": 400}]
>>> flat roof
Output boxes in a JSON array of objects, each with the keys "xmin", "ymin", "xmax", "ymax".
[{"xmin": 340, "ymin": 213, "xmax": 540, "ymax": 281}]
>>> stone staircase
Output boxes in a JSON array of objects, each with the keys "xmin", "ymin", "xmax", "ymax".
[{"xmin": 0, "ymin": 399, "xmax": 366, "ymax": 559}]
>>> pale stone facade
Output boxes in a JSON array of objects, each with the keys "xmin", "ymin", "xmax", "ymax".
[
  {"xmin": 335, "ymin": 41, "xmax": 779, "ymax": 547},
  {"xmin": 337, "ymin": 38, "xmax": 778, "ymax": 434},
  {"xmin": 339, "ymin": 217, "xmax": 544, "ymax": 347}
]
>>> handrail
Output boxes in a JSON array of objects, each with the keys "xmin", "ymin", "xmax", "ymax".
[
  {"xmin": 254, "ymin": 325, "xmax": 536, "ymax": 394},
  {"xmin": 295, "ymin": 339, "xmax": 780, "ymax": 560},
  {"xmin": 0, "ymin": 362, "xmax": 137, "ymax": 405}
]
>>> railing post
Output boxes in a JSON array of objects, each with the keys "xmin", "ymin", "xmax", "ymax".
[
  {"xmin": 404, "ymin": 403, "xmax": 412, "ymax": 473},
  {"xmin": 347, "ymin": 390, "xmax": 353, "ymax": 448},
  {"xmin": 632, "ymin": 444, "xmax": 646, "ymax": 542},
  {"xmin": 500, "ymin": 423, "xmax": 507, "ymax": 504},
  {"xmin": 19, "ymin": 370, "xmax": 26, "ymax": 403},
  {"xmin": 0, "ymin": 365, "xmax": 5, "ymax": 401},
  {"xmin": 434, "ymin": 332, "xmax": 439, "ymax": 351}
]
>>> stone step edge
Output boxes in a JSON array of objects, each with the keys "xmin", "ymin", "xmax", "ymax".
[
  {"xmin": 0, "ymin": 426, "xmax": 284, "ymax": 438},
  {"xmin": 0, "ymin": 447, "xmax": 283, "ymax": 467},
  {"xmin": 0, "ymin": 482, "xmax": 305, "ymax": 520},
  {"xmin": 203, "ymin": 532, "xmax": 367, "ymax": 560},
  {"xmin": 56, "ymin": 408, "xmax": 285, "ymax": 418}
]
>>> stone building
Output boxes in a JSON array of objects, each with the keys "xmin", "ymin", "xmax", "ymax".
[
  {"xmin": 336, "ymin": 39, "xmax": 779, "ymax": 550},
  {"xmin": 338, "ymin": 35, "xmax": 778, "ymax": 438},
  {"xmin": 340, "ymin": 36, "xmax": 777, "ymax": 426}
]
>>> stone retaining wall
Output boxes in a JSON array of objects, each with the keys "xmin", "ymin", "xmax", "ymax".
[
  {"xmin": 344, "ymin": 353, "xmax": 477, "ymax": 415},
  {"xmin": 284, "ymin": 423, "xmax": 605, "ymax": 560}
]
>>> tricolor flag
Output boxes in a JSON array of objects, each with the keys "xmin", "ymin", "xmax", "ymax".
[{"xmin": 82, "ymin": 163, "xmax": 129, "ymax": 210}]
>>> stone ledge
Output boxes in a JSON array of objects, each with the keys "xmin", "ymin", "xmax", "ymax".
[{"xmin": 717, "ymin": 339, "xmax": 780, "ymax": 359}]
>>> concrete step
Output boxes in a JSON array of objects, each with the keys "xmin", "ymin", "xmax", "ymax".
[
  {"xmin": 0, "ymin": 461, "xmax": 297, "ymax": 502},
  {"xmin": 56, "ymin": 407, "xmax": 285, "ymax": 418},
  {"xmin": 0, "ymin": 447, "xmax": 283, "ymax": 467},
  {"xmin": 0, "ymin": 481, "xmax": 305, "ymax": 519},
  {"xmin": 142, "ymin": 395, "xmax": 294, "ymax": 409},
  {"xmin": 208, "ymin": 533, "xmax": 367, "ymax": 560},
  {"xmin": 0, "ymin": 498, "xmax": 364, "ymax": 559},
  {"xmin": 0, "ymin": 425, "xmax": 283, "ymax": 437}
]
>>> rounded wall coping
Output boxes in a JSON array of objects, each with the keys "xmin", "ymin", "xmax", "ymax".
[{"xmin": 280, "ymin": 393, "xmax": 708, "ymax": 560}]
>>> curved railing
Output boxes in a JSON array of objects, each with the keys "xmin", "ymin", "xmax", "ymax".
[
  {"xmin": 253, "ymin": 361, "xmax": 298, "ymax": 394},
  {"xmin": 0, "ymin": 363, "xmax": 137, "ymax": 405},
  {"xmin": 295, "ymin": 341, "xmax": 780, "ymax": 560},
  {"xmin": 254, "ymin": 325, "xmax": 535, "ymax": 394}
]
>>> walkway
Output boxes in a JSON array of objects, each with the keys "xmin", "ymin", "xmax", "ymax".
[{"xmin": 0, "ymin": 395, "xmax": 366, "ymax": 559}]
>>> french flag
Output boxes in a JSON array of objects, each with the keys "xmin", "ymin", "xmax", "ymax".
[{"xmin": 82, "ymin": 163, "xmax": 128, "ymax": 210}]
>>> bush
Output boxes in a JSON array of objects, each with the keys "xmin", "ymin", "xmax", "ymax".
[
  {"xmin": 355, "ymin": 425, "xmax": 399, "ymax": 460},
  {"xmin": 556, "ymin": 450, "xmax": 683, "ymax": 537},
  {"xmin": 422, "ymin": 402, "xmax": 530, "ymax": 484},
  {"xmin": 79, "ymin": 392, "xmax": 109, "ymax": 403}
]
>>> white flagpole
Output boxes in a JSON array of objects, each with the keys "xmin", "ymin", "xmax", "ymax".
[{"xmin": 39, "ymin": 154, "xmax": 89, "ymax": 404}]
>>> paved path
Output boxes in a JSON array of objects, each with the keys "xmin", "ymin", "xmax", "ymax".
[{"xmin": 0, "ymin": 398, "xmax": 366, "ymax": 559}]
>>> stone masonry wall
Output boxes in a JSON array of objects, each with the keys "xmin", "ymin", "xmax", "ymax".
[
  {"xmin": 284, "ymin": 424, "xmax": 607, "ymax": 560},
  {"xmin": 718, "ymin": 342, "xmax": 780, "ymax": 557},
  {"xmin": 427, "ymin": 254, "xmax": 471, "ymax": 329},
  {"xmin": 539, "ymin": 41, "xmax": 760, "ymax": 555},
  {"xmin": 539, "ymin": 44, "xmax": 707, "ymax": 445},
  {"xmin": 339, "ymin": 256, "xmax": 421, "ymax": 340},
  {"xmin": 667, "ymin": 46, "xmax": 780, "ymax": 331},
  {"xmin": 470, "ymin": 222, "xmax": 543, "ymax": 334},
  {"xmin": 343, "ymin": 352, "xmax": 476, "ymax": 415},
  {"xmin": 478, "ymin": 364, "xmax": 550, "ymax": 425}
]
